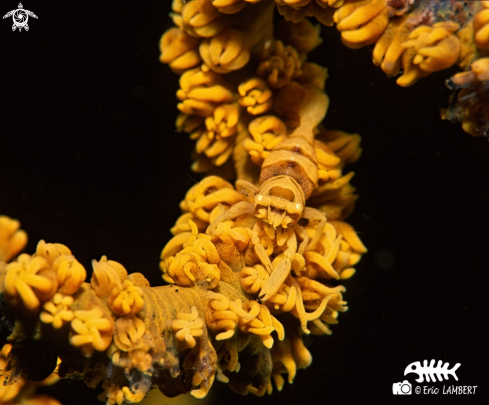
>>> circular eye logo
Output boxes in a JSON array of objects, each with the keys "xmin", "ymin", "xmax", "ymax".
[{"xmin": 3, "ymin": 3, "xmax": 38, "ymax": 32}]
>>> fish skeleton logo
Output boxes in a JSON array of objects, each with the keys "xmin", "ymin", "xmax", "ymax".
[
  {"xmin": 404, "ymin": 360, "xmax": 461, "ymax": 383},
  {"xmin": 3, "ymin": 3, "xmax": 37, "ymax": 32}
]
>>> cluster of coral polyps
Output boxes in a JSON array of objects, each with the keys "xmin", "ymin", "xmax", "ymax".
[
  {"xmin": 0, "ymin": 168, "xmax": 366, "ymax": 403},
  {"xmin": 0, "ymin": 70, "xmax": 365, "ymax": 405},
  {"xmin": 162, "ymin": 0, "xmax": 489, "ymax": 140},
  {"xmin": 0, "ymin": 127, "xmax": 365, "ymax": 402},
  {"xmin": 0, "ymin": 2, "xmax": 369, "ymax": 405}
]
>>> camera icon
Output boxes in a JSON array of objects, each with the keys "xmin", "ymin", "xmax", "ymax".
[{"xmin": 392, "ymin": 380, "xmax": 412, "ymax": 395}]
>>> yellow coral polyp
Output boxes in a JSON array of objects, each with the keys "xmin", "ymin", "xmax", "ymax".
[
  {"xmin": 304, "ymin": 248, "xmax": 341, "ymax": 279},
  {"xmin": 372, "ymin": 16, "xmax": 412, "ymax": 76},
  {"xmin": 238, "ymin": 264, "xmax": 269, "ymax": 294},
  {"xmin": 193, "ymin": 102, "xmax": 240, "ymax": 167},
  {"xmin": 108, "ymin": 280, "xmax": 144, "ymax": 316},
  {"xmin": 474, "ymin": 3, "xmax": 489, "ymax": 50},
  {"xmin": 313, "ymin": 141, "xmax": 342, "ymax": 182},
  {"xmin": 257, "ymin": 40, "xmax": 302, "ymax": 89},
  {"xmin": 334, "ymin": 0, "xmax": 389, "ymax": 49},
  {"xmin": 170, "ymin": 0, "xmax": 184, "ymax": 28},
  {"xmin": 238, "ymin": 77, "xmax": 273, "ymax": 116},
  {"xmin": 450, "ymin": 57, "xmax": 489, "ymax": 87},
  {"xmin": 166, "ymin": 251, "xmax": 220, "ymax": 287},
  {"xmin": 206, "ymin": 291, "xmax": 239, "ymax": 340},
  {"xmin": 0, "ymin": 215, "xmax": 27, "ymax": 263},
  {"xmin": 269, "ymin": 330, "xmax": 312, "ymax": 392},
  {"xmin": 274, "ymin": 0, "xmax": 339, "ymax": 26},
  {"xmin": 266, "ymin": 283, "xmax": 297, "ymax": 313},
  {"xmin": 199, "ymin": 28, "xmax": 251, "ymax": 73},
  {"xmin": 401, "ymin": 22, "xmax": 461, "ymax": 73},
  {"xmin": 238, "ymin": 302, "xmax": 282, "ymax": 348},
  {"xmin": 32, "ymin": 240, "xmax": 86, "ymax": 295},
  {"xmin": 318, "ymin": 128, "xmax": 362, "ymax": 165},
  {"xmin": 91, "ymin": 255, "xmax": 127, "ymax": 298},
  {"xmin": 244, "ymin": 115, "xmax": 288, "ymax": 166},
  {"xmin": 163, "ymin": 220, "xmax": 222, "ymax": 287},
  {"xmin": 177, "ymin": 67, "xmax": 235, "ymax": 117},
  {"xmin": 70, "ymin": 306, "xmax": 113, "ymax": 356},
  {"xmin": 274, "ymin": 1, "xmax": 308, "ymax": 24},
  {"xmin": 172, "ymin": 306, "xmax": 205, "ymax": 349},
  {"xmin": 296, "ymin": 62, "xmax": 328, "ymax": 90},
  {"xmin": 179, "ymin": 176, "xmax": 247, "ymax": 223},
  {"xmin": 34, "ymin": 239, "xmax": 71, "ymax": 265},
  {"xmin": 40, "ymin": 293, "xmax": 75, "ymax": 329},
  {"xmin": 276, "ymin": 18, "xmax": 323, "ymax": 54},
  {"xmin": 303, "ymin": 219, "xmax": 364, "ymax": 279},
  {"xmin": 4, "ymin": 254, "xmax": 57, "ymax": 311},
  {"xmin": 53, "ymin": 256, "xmax": 86, "ymax": 296},
  {"xmin": 159, "ymin": 27, "xmax": 202, "ymax": 72},
  {"xmin": 212, "ymin": 0, "xmax": 246, "ymax": 15},
  {"xmin": 176, "ymin": 112, "xmax": 205, "ymax": 136},
  {"xmin": 181, "ymin": 0, "xmax": 231, "ymax": 38},
  {"xmin": 113, "ymin": 315, "xmax": 147, "ymax": 353},
  {"xmin": 102, "ymin": 380, "xmax": 148, "ymax": 405},
  {"xmin": 205, "ymin": 103, "xmax": 239, "ymax": 139}
]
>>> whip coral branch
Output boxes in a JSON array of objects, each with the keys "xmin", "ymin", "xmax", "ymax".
[
  {"xmin": 0, "ymin": 0, "xmax": 373, "ymax": 404},
  {"xmin": 205, "ymin": 0, "xmax": 488, "ymax": 137}
]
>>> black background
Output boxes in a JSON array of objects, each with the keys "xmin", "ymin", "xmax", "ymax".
[{"xmin": 1, "ymin": 1, "xmax": 488, "ymax": 404}]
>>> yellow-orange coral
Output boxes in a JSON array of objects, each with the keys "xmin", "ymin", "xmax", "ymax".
[
  {"xmin": 443, "ymin": 57, "xmax": 489, "ymax": 137},
  {"xmin": 275, "ymin": 18, "xmax": 323, "ymax": 54},
  {"xmin": 0, "ymin": 1, "xmax": 374, "ymax": 403},
  {"xmin": 212, "ymin": 0, "xmax": 247, "ymax": 15},
  {"xmin": 206, "ymin": 291, "xmax": 241, "ymax": 340},
  {"xmin": 35, "ymin": 240, "xmax": 87, "ymax": 296},
  {"xmin": 69, "ymin": 306, "xmax": 113, "ymax": 356},
  {"xmin": 179, "ymin": 175, "xmax": 247, "ymax": 224},
  {"xmin": 194, "ymin": 102, "xmax": 240, "ymax": 167},
  {"xmin": 243, "ymin": 115, "xmax": 288, "ymax": 166},
  {"xmin": 334, "ymin": 0, "xmax": 389, "ymax": 49},
  {"xmin": 108, "ymin": 279, "xmax": 144, "ymax": 316},
  {"xmin": 159, "ymin": 27, "xmax": 202, "ymax": 72},
  {"xmin": 181, "ymin": 0, "xmax": 231, "ymax": 38},
  {"xmin": 372, "ymin": 16, "xmax": 412, "ymax": 76},
  {"xmin": 398, "ymin": 21, "xmax": 461, "ymax": 86},
  {"xmin": 238, "ymin": 78, "xmax": 273, "ymax": 116},
  {"xmin": 91, "ymin": 255, "xmax": 128, "ymax": 298},
  {"xmin": 269, "ymin": 327, "xmax": 312, "ymax": 392},
  {"xmin": 318, "ymin": 127, "xmax": 362, "ymax": 165},
  {"xmin": 474, "ymin": 2, "xmax": 489, "ymax": 50},
  {"xmin": 112, "ymin": 315, "xmax": 149, "ymax": 354},
  {"xmin": 199, "ymin": 28, "xmax": 251, "ymax": 73},
  {"xmin": 238, "ymin": 302, "xmax": 282, "ymax": 348},
  {"xmin": 163, "ymin": 219, "xmax": 222, "ymax": 287},
  {"xmin": 238, "ymin": 264, "xmax": 269, "ymax": 294},
  {"xmin": 176, "ymin": 67, "xmax": 235, "ymax": 117},
  {"xmin": 172, "ymin": 306, "xmax": 205, "ymax": 349},
  {"xmin": 0, "ymin": 215, "xmax": 27, "ymax": 263},
  {"xmin": 450, "ymin": 57, "xmax": 489, "ymax": 88},
  {"xmin": 40, "ymin": 293, "xmax": 75, "ymax": 329},
  {"xmin": 257, "ymin": 40, "xmax": 302, "ymax": 89},
  {"xmin": 3, "ymin": 254, "xmax": 57, "ymax": 311},
  {"xmin": 274, "ymin": 0, "xmax": 340, "ymax": 26}
]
